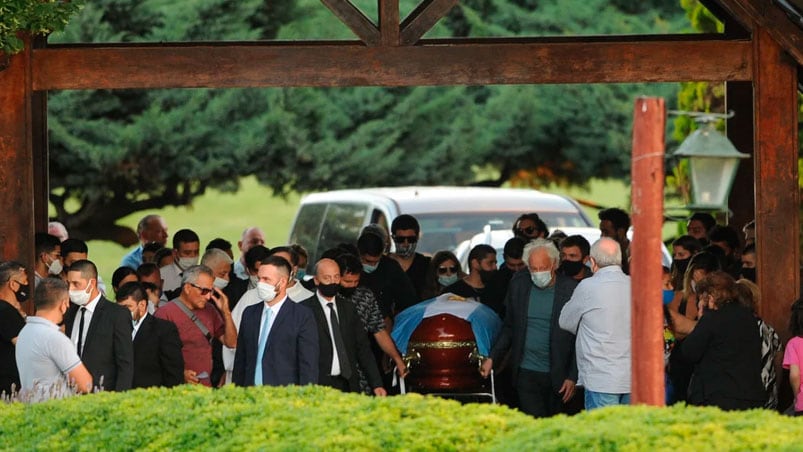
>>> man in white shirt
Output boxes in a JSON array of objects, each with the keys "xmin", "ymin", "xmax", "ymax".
[{"xmin": 161, "ymin": 229, "xmax": 201, "ymax": 298}]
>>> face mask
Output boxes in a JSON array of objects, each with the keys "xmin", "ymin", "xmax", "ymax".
[
  {"xmin": 296, "ymin": 269, "xmax": 307, "ymax": 280},
  {"xmin": 131, "ymin": 309, "xmax": 140, "ymax": 327},
  {"xmin": 177, "ymin": 256, "xmax": 199, "ymax": 270},
  {"xmin": 69, "ymin": 280, "xmax": 94, "ymax": 306},
  {"xmin": 672, "ymin": 258, "xmax": 690, "ymax": 277},
  {"xmin": 318, "ymin": 283, "xmax": 340, "ymax": 298},
  {"xmin": 479, "ymin": 269, "xmax": 496, "ymax": 285},
  {"xmin": 438, "ymin": 274, "xmax": 459, "ymax": 287},
  {"xmin": 14, "ymin": 282, "xmax": 30, "ymax": 303},
  {"xmin": 339, "ymin": 286, "xmax": 356, "ymax": 298},
  {"xmin": 531, "ymin": 271, "xmax": 553, "ymax": 289},
  {"xmin": 559, "ymin": 260, "xmax": 585, "ymax": 277},
  {"xmin": 395, "ymin": 243, "xmax": 417, "ymax": 259},
  {"xmin": 257, "ymin": 282, "xmax": 277, "ymax": 302},
  {"xmin": 47, "ymin": 257, "xmax": 63, "ymax": 275},
  {"xmin": 213, "ymin": 277, "xmax": 229, "ymax": 289},
  {"xmin": 363, "ymin": 263, "xmax": 378, "ymax": 274},
  {"xmin": 663, "ymin": 289, "xmax": 675, "ymax": 305},
  {"xmin": 691, "ymin": 280, "xmax": 697, "ymax": 293},
  {"xmin": 741, "ymin": 267, "xmax": 757, "ymax": 283},
  {"xmin": 248, "ymin": 275, "xmax": 259, "ymax": 289}
]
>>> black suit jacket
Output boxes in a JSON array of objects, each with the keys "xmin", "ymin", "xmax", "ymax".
[
  {"xmin": 232, "ymin": 298, "xmax": 319, "ymax": 387},
  {"xmin": 301, "ymin": 294, "xmax": 382, "ymax": 392},
  {"xmin": 132, "ymin": 313, "xmax": 184, "ymax": 388},
  {"xmin": 490, "ymin": 271, "xmax": 579, "ymax": 391},
  {"xmin": 65, "ymin": 297, "xmax": 134, "ymax": 391}
]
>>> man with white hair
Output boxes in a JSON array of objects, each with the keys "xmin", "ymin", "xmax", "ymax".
[
  {"xmin": 480, "ymin": 238, "xmax": 579, "ymax": 417},
  {"xmin": 120, "ymin": 214, "xmax": 169, "ymax": 270},
  {"xmin": 559, "ymin": 237, "xmax": 631, "ymax": 410}
]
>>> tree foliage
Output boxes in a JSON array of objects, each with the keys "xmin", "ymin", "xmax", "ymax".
[
  {"xmin": 0, "ymin": 0, "xmax": 83, "ymax": 55},
  {"xmin": 49, "ymin": 0, "xmax": 689, "ymax": 243}
]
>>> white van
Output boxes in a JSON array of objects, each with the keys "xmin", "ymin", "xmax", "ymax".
[{"xmin": 287, "ymin": 186, "xmax": 594, "ymax": 269}]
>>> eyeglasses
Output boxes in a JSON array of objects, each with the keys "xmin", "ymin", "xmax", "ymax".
[
  {"xmin": 393, "ymin": 235, "xmax": 418, "ymax": 244},
  {"xmin": 438, "ymin": 266, "xmax": 458, "ymax": 275},
  {"xmin": 518, "ymin": 226, "xmax": 538, "ymax": 235},
  {"xmin": 189, "ymin": 283, "xmax": 213, "ymax": 296}
]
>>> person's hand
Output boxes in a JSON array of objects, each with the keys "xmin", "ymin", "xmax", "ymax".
[
  {"xmin": 558, "ymin": 379, "xmax": 576, "ymax": 403},
  {"xmin": 211, "ymin": 287, "xmax": 229, "ymax": 313},
  {"xmin": 479, "ymin": 358, "xmax": 493, "ymax": 378},
  {"xmin": 373, "ymin": 387, "xmax": 388, "ymax": 397},
  {"xmin": 395, "ymin": 359, "xmax": 410, "ymax": 379},
  {"xmin": 184, "ymin": 369, "xmax": 200, "ymax": 384}
]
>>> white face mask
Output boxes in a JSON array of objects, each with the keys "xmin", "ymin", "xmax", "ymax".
[
  {"xmin": 47, "ymin": 257, "xmax": 63, "ymax": 275},
  {"xmin": 530, "ymin": 271, "xmax": 553, "ymax": 289},
  {"xmin": 213, "ymin": 277, "xmax": 229, "ymax": 290},
  {"xmin": 257, "ymin": 282, "xmax": 277, "ymax": 302},
  {"xmin": 177, "ymin": 256, "xmax": 199, "ymax": 269},
  {"xmin": 69, "ymin": 280, "xmax": 94, "ymax": 306}
]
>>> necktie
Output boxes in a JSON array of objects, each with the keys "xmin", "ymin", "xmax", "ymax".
[
  {"xmin": 254, "ymin": 306, "xmax": 273, "ymax": 386},
  {"xmin": 76, "ymin": 307, "xmax": 87, "ymax": 357},
  {"xmin": 327, "ymin": 302, "xmax": 351, "ymax": 380}
]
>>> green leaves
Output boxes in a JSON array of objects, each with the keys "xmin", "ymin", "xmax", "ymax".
[{"xmin": 0, "ymin": 0, "xmax": 84, "ymax": 54}]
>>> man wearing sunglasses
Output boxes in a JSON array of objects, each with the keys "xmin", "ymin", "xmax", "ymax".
[
  {"xmin": 389, "ymin": 215, "xmax": 431, "ymax": 301},
  {"xmin": 155, "ymin": 265, "xmax": 237, "ymax": 387}
]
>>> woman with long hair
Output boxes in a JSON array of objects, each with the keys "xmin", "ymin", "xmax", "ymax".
[{"xmin": 421, "ymin": 251, "xmax": 466, "ymax": 301}]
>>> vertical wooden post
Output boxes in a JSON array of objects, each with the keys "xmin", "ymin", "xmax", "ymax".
[
  {"xmin": 753, "ymin": 26, "xmax": 799, "ymax": 340},
  {"xmin": 0, "ymin": 39, "xmax": 36, "ymax": 269},
  {"xmin": 630, "ymin": 97, "xmax": 666, "ymax": 406},
  {"xmin": 725, "ymin": 81, "xmax": 755, "ymax": 232},
  {"xmin": 378, "ymin": 0, "xmax": 400, "ymax": 46},
  {"xmin": 32, "ymin": 36, "xmax": 49, "ymax": 234}
]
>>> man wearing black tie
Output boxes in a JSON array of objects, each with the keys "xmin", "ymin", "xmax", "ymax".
[
  {"xmin": 65, "ymin": 260, "xmax": 134, "ymax": 391},
  {"xmin": 232, "ymin": 256, "xmax": 318, "ymax": 386},
  {"xmin": 301, "ymin": 258, "xmax": 386, "ymax": 396}
]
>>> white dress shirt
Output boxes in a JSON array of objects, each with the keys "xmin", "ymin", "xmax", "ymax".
[
  {"xmin": 317, "ymin": 292, "xmax": 342, "ymax": 376},
  {"xmin": 70, "ymin": 293, "xmax": 102, "ymax": 355},
  {"xmin": 132, "ymin": 312, "xmax": 147, "ymax": 340}
]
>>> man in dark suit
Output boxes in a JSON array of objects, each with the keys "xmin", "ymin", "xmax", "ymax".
[
  {"xmin": 65, "ymin": 259, "xmax": 134, "ymax": 391},
  {"xmin": 233, "ymin": 256, "xmax": 319, "ymax": 386},
  {"xmin": 480, "ymin": 238, "xmax": 579, "ymax": 417},
  {"xmin": 116, "ymin": 281, "xmax": 184, "ymax": 388},
  {"xmin": 301, "ymin": 258, "xmax": 386, "ymax": 396}
]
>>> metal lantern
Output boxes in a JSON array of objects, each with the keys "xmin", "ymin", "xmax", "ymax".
[{"xmin": 673, "ymin": 121, "xmax": 749, "ymax": 210}]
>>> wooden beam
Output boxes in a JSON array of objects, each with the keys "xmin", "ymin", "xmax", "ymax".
[
  {"xmin": 753, "ymin": 26, "xmax": 799, "ymax": 340},
  {"xmin": 320, "ymin": 0, "xmax": 380, "ymax": 46},
  {"xmin": 31, "ymin": 37, "xmax": 49, "ymax": 234},
  {"xmin": 725, "ymin": 81, "xmax": 755, "ymax": 233},
  {"xmin": 400, "ymin": 0, "xmax": 459, "ymax": 46},
  {"xmin": 0, "ymin": 39, "xmax": 37, "ymax": 314},
  {"xmin": 32, "ymin": 37, "xmax": 753, "ymax": 90},
  {"xmin": 378, "ymin": 0, "xmax": 400, "ymax": 46},
  {"xmin": 716, "ymin": 0, "xmax": 803, "ymax": 65}
]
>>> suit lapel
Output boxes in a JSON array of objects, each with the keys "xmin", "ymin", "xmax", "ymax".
[
  {"xmin": 134, "ymin": 314, "xmax": 153, "ymax": 346},
  {"xmin": 82, "ymin": 297, "xmax": 106, "ymax": 351},
  {"xmin": 267, "ymin": 301, "xmax": 291, "ymax": 344}
]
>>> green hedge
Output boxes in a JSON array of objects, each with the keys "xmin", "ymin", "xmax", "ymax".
[{"xmin": 1, "ymin": 385, "xmax": 803, "ymax": 451}]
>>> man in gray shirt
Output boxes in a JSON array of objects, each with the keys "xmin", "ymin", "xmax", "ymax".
[
  {"xmin": 559, "ymin": 237, "xmax": 631, "ymax": 410},
  {"xmin": 16, "ymin": 278, "xmax": 93, "ymax": 401}
]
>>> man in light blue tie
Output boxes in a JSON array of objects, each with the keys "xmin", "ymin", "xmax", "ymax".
[{"xmin": 232, "ymin": 256, "xmax": 319, "ymax": 386}]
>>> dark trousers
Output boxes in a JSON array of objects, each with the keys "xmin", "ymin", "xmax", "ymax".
[
  {"xmin": 321, "ymin": 375, "xmax": 350, "ymax": 392},
  {"xmin": 516, "ymin": 368, "xmax": 560, "ymax": 418}
]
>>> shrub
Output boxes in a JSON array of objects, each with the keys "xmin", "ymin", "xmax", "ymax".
[{"xmin": 2, "ymin": 385, "xmax": 803, "ymax": 450}]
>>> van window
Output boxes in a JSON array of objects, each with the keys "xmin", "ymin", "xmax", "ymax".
[
  {"xmin": 289, "ymin": 203, "xmax": 327, "ymax": 260},
  {"xmin": 316, "ymin": 203, "xmax": 369, "ymax": 260}
]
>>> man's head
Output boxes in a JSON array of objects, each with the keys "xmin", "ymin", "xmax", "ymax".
[
  {"xmin": 269, "ymin": 246, "xmax": 300, "ymax": 279},
  {"xmin": 35, "ymin": 232, "xmax": 62, "ymax": 276},
  {"xmin": 742, "ymin": 220, "xmax": 756, "ymax": 247},
  {"xmin": 245, "ymin": 245, "xmax": 272, "ymax": 277},
  {"xmin": 314, "ymin": 258, "xmax": 341, "ymax": 300},
  {"xmin": 137, "ymin": 262, "xmax": 163, "ymax": 295},
  {"xmin": 391, "ymin": 215, "xmax": 421, "ymax": 259},
  {"xmin": 357, "ymin": 233, "xmax": 385, "ymax": 274},
  {"xmin": 256, "ymin": 256, "xmax": 291, "ymax": 303},
  {"xmin": 290, "ymin": 244, "xmax": 309, "ymax": 275},
  {"xmin": 201, "ymin": 248, "xmax": 233, "ymax": 289},
  {"xmin": 137, "ymin": 215, "xmax": 168, "ymax": 247},
  {"xmin": 47, "ymin": 221, "xmax": 69, "ymax": 242},
  {"xmin": 33, "ymin": 277, "xmax": 70, "ymax": 318},
  {"xmin": 154, "ymin": 247, "xmax": 174, "ymax": 268},
  {"xmin": 116, "ymin": 281, "xmax": 148, "ymax": 323},
  {"xmin": 336, "ymin": 253, "xmax": 362, "ymax": 295},
  {"xmin": 179, "ymin": 265, "xmax": 215, "ymax": 310},
  {"xmin": 238, "ymin": 227, "xmax": 266, "ymax": 262},
  {"xmin": 598, "ymin": 208, "xmax": 630, "ymax": 243},
  {"xmin": 112, "ymin": 266, "xmax": 139, "ymax": 293},
  {"xmin": 672, "ymin": 235, "xmax": 702, "ymax": 261},
  {"xmin": 172, "ymin": 229, "xmax": 201, "ymax": 270},
  {"xmin": 66, "ymin": 260, "xmax": 100, "ymax": 306},
  {"xmin": 142, "ymin": 242, "xmax": 164, "ymax": 264},
  {"xmin": 361, "ymin": 224, "xmax": 390, "ymax": 254},
  {"xmin": 523, "ymin": 238, "xmax": 559, "ymax": 288},
  {"xmin": 502, "ymin": 237, "xmax": 526, "ymax": 272},
  {"xmin": 589, "ymin": 238, "xmax": 622, "ymax": 272},
  {"xmin": 558, "ymin": 235, "xmax": 591, "ymax": 278},
  {"xmin": 513, "ymin": 213, "xmax": 549, "ymax": 240},
  {"xmin": 206, "ymin": 238, "xmax": 234, "ymax": 260},
  {"xmin": 708, "ymin": 225, "xmax": 740, "ymax": 257},
  {"xmin": 740, "ymin": 244, "xmax": 757, "ymax": 283},
  {"xmin": 0, "ymin": 261, "xmax": 29, "ymax": 303},
  {"xmin": 687, "ymin": 213, "xmax": 716, "ymax": 241},
  {"xmin": 59, "ymin": 238, "xmax": 89, "ymax": 269},
  {"xmin": 468, "ymin": 244, "xmax": 497, "ymax": 283}
]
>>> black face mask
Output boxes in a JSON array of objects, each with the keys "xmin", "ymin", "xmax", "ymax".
[
  {"xmin": 741, "ymin": 267, "xmax": 757, "ymax": 283},
  {"xmin": 559, "ymin": 260, "xmax": 585, "ymax": 277},
  {"xmin": 318, "ymin": 283, "xmax": 340, "ymax": 298},
  {"xmin": 339, "ymin": 286, "xmax": 356, "ymax": 298},
  {"xmin": 14, "ymin": 283, "xmax": 30, "ymax": 303},
  {"xmin": 479, "ymin": 269, "xmax": 496, "ymax": 285},
  {"xmin": 672, "ymin": 258, "xmax": 690, "ymax": 277}
]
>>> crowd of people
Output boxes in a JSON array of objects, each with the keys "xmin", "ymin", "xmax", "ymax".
[{"xmin": 0, "ymin": 210, "xmax": 797, "ymax": 416}]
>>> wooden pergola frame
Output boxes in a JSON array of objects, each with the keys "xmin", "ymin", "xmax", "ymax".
[{"xmin": 0, "ymin": 0, "xmax": 800, "ymax": 405}]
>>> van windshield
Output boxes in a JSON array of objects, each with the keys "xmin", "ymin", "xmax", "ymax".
[{"xmin": 414, "ymin": 211, "xmax": 589, "ymax": 254}]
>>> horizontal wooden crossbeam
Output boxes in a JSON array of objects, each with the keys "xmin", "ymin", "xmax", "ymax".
[{"xmin": 32, "ymin": 35, "xmax": 752, "ymax": 90}]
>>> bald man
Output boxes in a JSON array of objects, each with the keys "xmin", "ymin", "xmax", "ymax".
[
  {"xmin": 301, "ymin": 259, "xmax": 386, "ymax": 396},
  {"xmin": 233, "ymin": 227, "xmax": 266, "ymax": 280}
]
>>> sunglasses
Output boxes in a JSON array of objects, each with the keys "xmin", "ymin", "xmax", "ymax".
[
  {"xmin": 518, "ymin": 226, "xmax": 538, "ymax": 235},
  {"xmin": 393, "ymin": 235, "xmax": 418, "ymax": 244},
  {"xmin": 438, "ymin": 266, "xmax": 457, "ymax": 275},
  {"xmin": 189, "ymin": 283, "xmax": 214, "ymax": 296}
]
